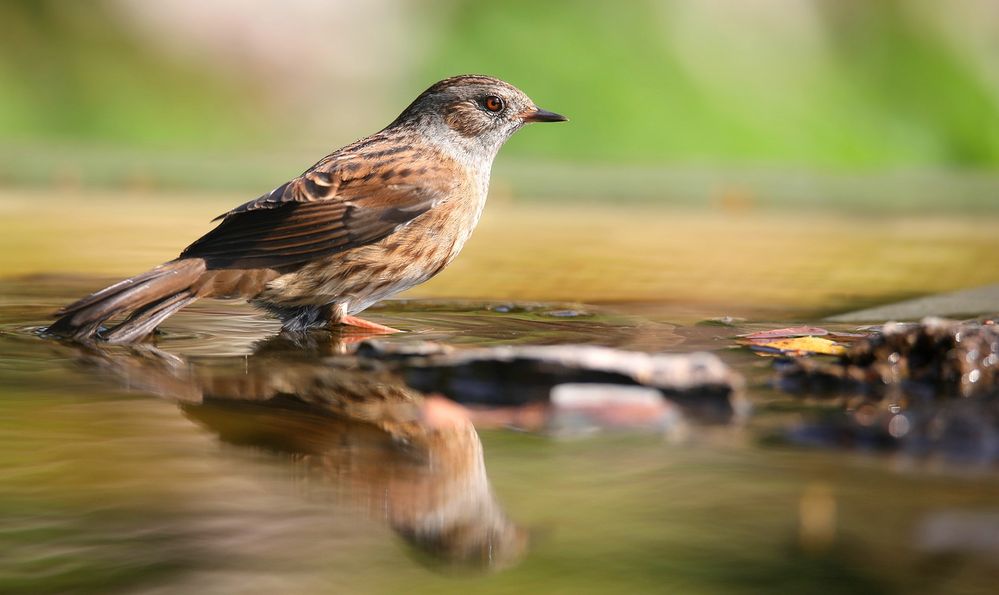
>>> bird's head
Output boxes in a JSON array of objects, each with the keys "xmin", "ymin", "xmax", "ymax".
[{"xmin": 392, "ymin": 75, "xmax": 567, "ymax": 162}]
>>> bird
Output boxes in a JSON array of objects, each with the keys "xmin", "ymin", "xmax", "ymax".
[{"xmin": 47, "ymin": 75, "xmax": 567, "ymax": 344}]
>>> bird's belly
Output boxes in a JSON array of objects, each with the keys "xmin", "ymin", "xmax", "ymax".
[{"xmin": 256, "ymin": 196, "xmax": 484, "ymax": 317}]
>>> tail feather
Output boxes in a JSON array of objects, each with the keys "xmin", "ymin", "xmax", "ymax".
[
  {"xmin": 55, "ymin": 269, "xmax": 166, "ymax": 316},
  {"xmin": 48, "ymin": 259, "xmax": 206, "ymax": 342},
  {"xmin": 102, "ymin": 292, "xmax": 198, "ymax": 344}
]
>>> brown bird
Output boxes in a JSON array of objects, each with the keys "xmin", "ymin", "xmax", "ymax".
[{"xmin": 48, "ymin": 75, "xmax": 566, "ymax": 343}]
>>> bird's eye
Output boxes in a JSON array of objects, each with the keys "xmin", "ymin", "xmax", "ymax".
[{"xmin": 482, "ymin": 95, "xmax": 505, "ymax": 113}]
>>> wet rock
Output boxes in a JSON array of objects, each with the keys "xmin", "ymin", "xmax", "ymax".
[
  {"xmin": 779, "ymin": 317, "xmax": 999, "ymax": 399},
  {"xmin": 827, "ymin": 284, "xmax": 999, "ymax": 322},
  {"xmin": 356, "ymin": 342, "xmax": 746, "ymax": 424},
  {"xmin": 776, "ymin": 318, "xmax": 999, "ymax": 463}
]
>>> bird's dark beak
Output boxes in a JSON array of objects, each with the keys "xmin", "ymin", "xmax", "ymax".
[{"xmin": 521, "ymin": 107, "xmax": 568, "ymax": 123}]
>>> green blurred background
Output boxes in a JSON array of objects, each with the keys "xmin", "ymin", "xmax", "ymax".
[
  {"xmin": 3, "ymin": 0, "xmax": 999, "ymax": 309},
  {"xmin": 3, "ymin": 0, "xmax": 999, "ymax": 208}
]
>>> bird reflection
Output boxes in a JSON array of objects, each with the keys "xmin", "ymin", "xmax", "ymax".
[{"xmin": 64, "ymin": 333, "xmax": 528, "ymax": 571}]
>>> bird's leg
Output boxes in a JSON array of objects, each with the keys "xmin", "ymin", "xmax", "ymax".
[
  {"xmin": 320, "ymin": 303, "xmax": 401, "ymax": 334},
  {"xmin": 339, "ymin": 315, "xmax": 402, "ymax": 334}
]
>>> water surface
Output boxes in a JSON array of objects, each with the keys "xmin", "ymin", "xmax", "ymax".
[{"xmin": 2, "ymin": 275, "xmax": 997, "ymax": 594}]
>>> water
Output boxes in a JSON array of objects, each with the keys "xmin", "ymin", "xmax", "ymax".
[{"xmin": 1, "ymin": 277, "xmax": 998, "ymax": 595}]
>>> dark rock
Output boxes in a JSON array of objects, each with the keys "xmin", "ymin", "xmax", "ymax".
[
  {"xmin": 780, "ymin": 317, "xmax": 999, "ymax": 400},
  {"xmin": 776, "ymin": 318, "xmax": 999, "ymax": 462}
]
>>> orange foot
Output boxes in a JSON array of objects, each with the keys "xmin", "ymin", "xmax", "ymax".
[{"xmin": 339, "ymin": 315, "xmax": 402, "ymax": 334}]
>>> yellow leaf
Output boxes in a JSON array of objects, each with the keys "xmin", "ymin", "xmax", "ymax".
[{"xmin": 758, "ymin": 336, "xmax": 846, "ymax": 357}]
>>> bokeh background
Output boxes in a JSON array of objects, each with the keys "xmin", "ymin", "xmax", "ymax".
[{"xmin": 3, "ymin": 0, "xmax": 999, "ymax": 311}]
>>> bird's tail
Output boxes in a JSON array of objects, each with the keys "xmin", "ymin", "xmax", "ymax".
[{"xmin": 47, "ymin": 259, "xmax": 207, "ymax": 344}]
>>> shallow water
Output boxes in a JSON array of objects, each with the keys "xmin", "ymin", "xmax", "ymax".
[{"xmin": 2, "ymin": 276, "xmax": 998, "ymax": 595}]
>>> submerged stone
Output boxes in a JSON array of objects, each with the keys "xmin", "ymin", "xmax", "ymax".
[
  {"xmin": 355, "ymin": 342, "xmax": 746, "ymax": 424},
  {"xmin": 548, "ymin": 383, "xmax": 687, "ymax": 438}
]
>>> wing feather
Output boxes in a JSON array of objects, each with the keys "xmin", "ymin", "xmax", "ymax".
[{"xmin": 182, "ymin": 146, "xmax": 451, "ymax": 270}]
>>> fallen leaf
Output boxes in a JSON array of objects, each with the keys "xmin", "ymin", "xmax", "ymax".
[{"xmin": 755, "ymin": 336, "xmax": 847, "ymax": 357}]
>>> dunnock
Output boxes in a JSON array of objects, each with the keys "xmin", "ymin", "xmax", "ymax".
[{"xmin": 49, "ymin": 75, "xmax": 566, "ymax": 343}]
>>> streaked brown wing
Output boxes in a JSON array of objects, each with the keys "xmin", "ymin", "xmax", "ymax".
[{"xmin": 180, "ymin": 161, "xmax": 445, "ymax": 270}]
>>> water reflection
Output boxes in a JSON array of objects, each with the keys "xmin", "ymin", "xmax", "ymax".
[{"xmin": 66, "ymin": 335, "xmax": 528, "ymax": 571}]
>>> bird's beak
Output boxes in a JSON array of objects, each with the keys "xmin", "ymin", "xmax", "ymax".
[{"xmin": 521, "ymin": 107, "xmax": 568, "ymax": 123}]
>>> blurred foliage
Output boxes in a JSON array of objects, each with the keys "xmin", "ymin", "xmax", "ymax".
[
  {"xmin": 2, "ymin": 0, "xmax": 999, "ymax": 170},
  {"xmin": 422, "ymin": 0, "xmax": 999, "ymax": 167},
  {"xmin": 0, "ymin": 0, "xmax": 266, "ymax": 148}
]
